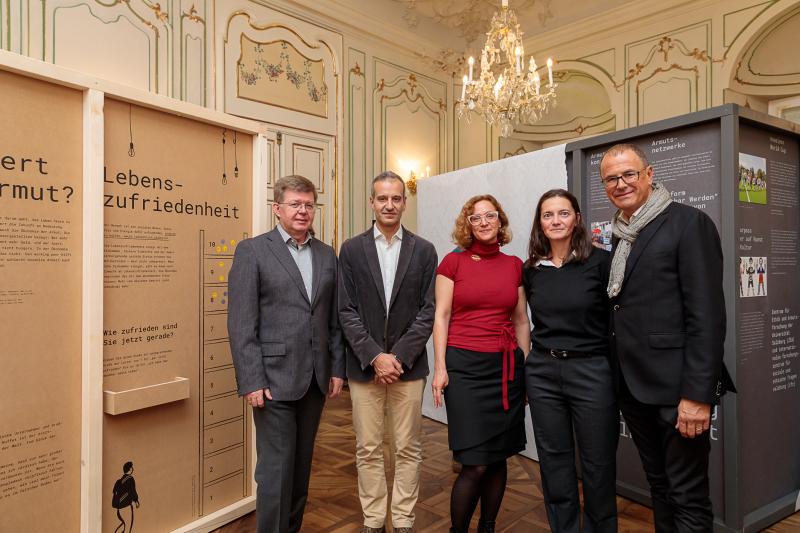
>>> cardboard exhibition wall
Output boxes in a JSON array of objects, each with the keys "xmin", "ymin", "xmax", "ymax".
[
  {"xmin": 102, "ymin": 99, "xmax": 253, "ymax": 532},
  {"xmin": 0, "ymin": 70, "xmax": 84, "ymax": 531}
]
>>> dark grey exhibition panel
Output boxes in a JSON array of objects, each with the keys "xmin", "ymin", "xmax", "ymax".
[{"xmin": 564, "ymin": 105, "xmax": 800, "ymax": 533}]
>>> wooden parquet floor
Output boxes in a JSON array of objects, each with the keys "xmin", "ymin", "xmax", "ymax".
[{"xmin": 214, "ymin": 390, "xmax": 800, "ymax": 533}]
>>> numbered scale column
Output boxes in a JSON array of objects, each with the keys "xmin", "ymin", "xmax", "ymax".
[{"xmin": 198, "ymin": 230, "xmax": 249, "ymax": 515}]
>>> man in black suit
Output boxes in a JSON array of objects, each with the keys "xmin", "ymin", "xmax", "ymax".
[
  {"xmin": 601, "ymin": 143, "xmax": 731, "ymax": 532},
  {"xmin": 338, "ymin": 171, "xmax": 437, "ymax": 533},
  {"xmin": 228, "ymin": 175, "xmax": 345, "ymax": 533}
]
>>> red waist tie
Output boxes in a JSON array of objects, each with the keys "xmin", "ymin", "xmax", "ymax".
[{"xmin": 499, "ymin": 324, "xmax": 518, "ymax": 411}]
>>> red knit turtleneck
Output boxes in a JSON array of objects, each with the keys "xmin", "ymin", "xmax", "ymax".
[
  {"xmin": 436, "ymin": 244, "xmax": 523, "ymax": 410},
  {"xmin": 466, "ymin": 240, "xmax": 500, "ymax": 257}
]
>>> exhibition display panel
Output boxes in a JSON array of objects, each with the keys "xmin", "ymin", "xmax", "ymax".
[
  {"xmin": 0, "ymin": 52, "xmax": 265, "ymax": 532},
  {"xmin": 566, "ymin": 104, "xmax": 800, "ymax": 533},
  {"xmin": 102, "ymin": 99, "xmax": 254, "ymax": 532},
  {"xmin": 0, "ymin": 68, "xmax": 84, "ymax": 533}
]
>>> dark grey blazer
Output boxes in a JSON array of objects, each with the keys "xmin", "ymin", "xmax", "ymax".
[
  {"xmin": 227, "ymin": 227, "xmax": 345, "ymax": 401},
  {"xmin": 338, "ymin": 226, "xmax": 437, "ymax": 382}
]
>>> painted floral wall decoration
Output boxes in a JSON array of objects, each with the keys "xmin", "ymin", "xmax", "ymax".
[{"xmin": 237, "ymin": 35, "xmax": 328, "ymax": 117}]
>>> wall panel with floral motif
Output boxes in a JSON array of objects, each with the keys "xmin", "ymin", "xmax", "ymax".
[{"xmin": 238, "ymin": 37, "xmax": 328, "ymax": 117}]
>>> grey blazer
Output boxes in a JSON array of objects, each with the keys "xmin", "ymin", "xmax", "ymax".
[
  {"xmin": 227, "ymin": 227, "xmax": 345, "ymax": 401},
  {"xmin": 338, "ymin": 226, "xmax": 437, "ymax": 382}
]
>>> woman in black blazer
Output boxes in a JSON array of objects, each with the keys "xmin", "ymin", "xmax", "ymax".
[{"xmin": 523, "ymin": 189, "xmax": 618, "ymax": 532}]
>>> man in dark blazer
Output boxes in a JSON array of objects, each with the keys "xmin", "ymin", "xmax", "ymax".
[
  {"xmin": 601, "ymin": 143, "xmax": 732, "ymax": 532},
  {"xmin": 338, "ymin": 171, "xmax": 437, "ymax": 533},
  {"xmin": 228, "ymin": 175, "xmax": 345, "ymax": 533}
]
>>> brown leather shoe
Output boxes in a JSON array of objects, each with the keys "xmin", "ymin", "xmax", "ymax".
[{"xmin": 358, "ymin": 527, "xmax": 384, "ymax": 533}]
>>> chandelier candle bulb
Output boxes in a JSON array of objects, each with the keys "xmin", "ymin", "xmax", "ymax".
[
  {"xmin": 502, "ymin": 0, "xmax": 508, "ymax": 7},
  {"xmin": 534, "ymin": 71, "xmax": 540, "ymax": 95},
  {"xmin": 461, "ymin": 76, "xmax": 467, "ymax": 101},
  {"xmin": 468, "ymin": 56, "xmax": 474, "ymax": 81},
  {"xmin": 547, "ymin": 57, "xmax": 553, "ymax": 86},
  {"xmin": 494, "ymin": 75, "xmax": 504, "ymax": 98}
]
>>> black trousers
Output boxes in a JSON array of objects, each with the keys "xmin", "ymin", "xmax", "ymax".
[
  {"xmin": 619, "ymin": 376, "xmax": 712, "ymax": 533},
  {"xmin": 525, "ymin": 351, "xmax": 619, "ymax": 533},
  {"xmin": 252, "ymin": 380, "xmax": 326, "ymax": 533}
]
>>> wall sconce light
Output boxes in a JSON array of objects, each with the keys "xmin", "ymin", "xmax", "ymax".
[
  {"xmin": 407, "ymin": 170, "xmax": 418, "ymax": 195},
  {"xmin": 405, "ymin": 165, "xmax": 430, "ymax": 196}
]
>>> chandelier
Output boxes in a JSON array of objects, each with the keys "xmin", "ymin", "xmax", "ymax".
[{"xmin": 456, "ymin": 0, "xmax": 557, "ymax": 137}]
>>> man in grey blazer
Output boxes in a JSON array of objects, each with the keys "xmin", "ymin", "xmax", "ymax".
[
  {"xmin": 228, "ymin": 175, "xmax": 345, "ymax": 533},
  {"xmin": 338, "ymin": 171, "xmax": 437, "ymax": 533}
]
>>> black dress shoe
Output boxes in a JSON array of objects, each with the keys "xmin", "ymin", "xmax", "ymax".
[{"xmin": 477, "ymin": 519, "xmax": 495, "ymax": 533}]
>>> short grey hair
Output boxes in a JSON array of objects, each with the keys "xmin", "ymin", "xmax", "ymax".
[
  {"xmin": 274, "ymin": 174, "xmax": 317, "ymax": 203},
  {"xmin": 600, "ymin": 143, "xmax": 650, "ymax": 169},
  {"xmin": 371, "ymin": 171, "xmax": 406, "ymax": 198}
]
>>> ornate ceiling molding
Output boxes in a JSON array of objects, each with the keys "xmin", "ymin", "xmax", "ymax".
[
  {"xmin": 182, "ymin": 5, "xmax": 205, "ymax": 24},
  {"xmin": 732, "ymin": 5, "xmax": 800, "ymax": 89},
  {"xmin": 413, "ymin": 48, "xmax": 465, "ymax": 76},
  {"xmin": 522, "ymin": 0, "xmax": 717, "ymax": 55},
  {"xmin": 393, "ymin": 0, "xmax": 550, "ymax": 44},
  {"xmin": 349, "ymin": 62, "xmax": 364, "ymax": 76},
  {"xmin": 141, "ymin": 0, "xmax": 169, "ymax": 24},
  {"xmin": 502, "ymin": 145, "xmax": 529, "ymax": 158},
  {"xmin": 376, "ymin": 73, "xmax": 446, "ymax": 113},
  {"xmin": 613, "ymin": 35, "xmax": 722, "ymax": 90}
]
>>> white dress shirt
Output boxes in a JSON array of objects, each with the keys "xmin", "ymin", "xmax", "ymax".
[{"xmin": 373, "ymin": 224, "xmax": 403, "ymax": 309}]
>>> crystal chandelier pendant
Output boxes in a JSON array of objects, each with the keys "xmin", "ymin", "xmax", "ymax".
[{"xmin": 456, "ymin": 0, "xmax": 557, "ymax": 137}]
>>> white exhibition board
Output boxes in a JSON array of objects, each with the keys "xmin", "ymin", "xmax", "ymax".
[{"xmin": 417, "ymin": 144, "xmax": 568, "ymax": 461}]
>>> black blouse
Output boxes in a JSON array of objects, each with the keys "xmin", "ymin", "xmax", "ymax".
[{"xmin": 523, "ymin": 246, "xmax": 610, "ymax": 355}]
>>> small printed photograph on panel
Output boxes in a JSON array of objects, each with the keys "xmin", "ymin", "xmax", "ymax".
[
  {"xmin": 739, "ymin": 256, "xmax": 767, "ymax": 298},
  {"xmin": 591, "ymin": 221, "xmax": 613, "ymax": 251},
  {"xmin": 738, "ymin": 152, "xmax": 767, "ymax": 205}
]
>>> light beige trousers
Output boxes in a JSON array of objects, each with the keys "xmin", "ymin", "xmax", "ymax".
[{"xmin": 349, "ymin": 378, "xmax": 425, "ymax": 529}]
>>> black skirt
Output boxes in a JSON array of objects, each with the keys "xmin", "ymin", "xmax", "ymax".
[{"xmin": 443, "ymin": 346, "xmax": 526, "ymax": 465}]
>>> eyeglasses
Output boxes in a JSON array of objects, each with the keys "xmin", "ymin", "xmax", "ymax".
[
  {"xmin": 277, "ymin": 202, "xmax": 315, "ymax": 212},
  {"xmin": 601, "ymin": 168, "xmax": 648, "ymax": 189},
  {"xmin": 467, "ymin": 211, "xmax": 499, "ymax": 225}
]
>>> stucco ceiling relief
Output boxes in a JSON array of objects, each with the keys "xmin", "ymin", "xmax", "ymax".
[
  {"xmin": 614, "ymin": 35, "xmax": 723, "ymax": 91},
  {"xmin": 393, "ymin": 0, "xmax": 548, "ymax": 44}
]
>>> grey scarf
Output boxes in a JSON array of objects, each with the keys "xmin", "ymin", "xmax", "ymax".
[{"xmin": 607, "ymin": 183, "xmax": 672, "ymax": 298}]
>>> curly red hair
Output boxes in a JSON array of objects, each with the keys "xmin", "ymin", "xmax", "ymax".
[{"xmin": 451, "ymin": 194, "xmax": 512, "ymax": 249}]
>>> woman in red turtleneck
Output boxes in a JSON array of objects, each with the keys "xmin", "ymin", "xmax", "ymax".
[{"xmin": 432, "ymin": 194, "xmax": 531, "ymax": 533}]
